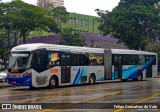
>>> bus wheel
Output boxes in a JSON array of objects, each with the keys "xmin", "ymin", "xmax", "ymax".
[
  {"xmin": 49, "ymin": 77, "xmax": 57, "ymax": 89},
  {"xmin": 121, "ymin": 79, "xmax": 128, "ymax": 82},
  {"xmin": 5, "ymin": 78, "xmax": 7, "ymax": 82},
  {"xmin": 89, "ymin": 74, "xmax": 95, "ymax": 84},
  {"xmin": 137, "ymin": 72, "xmax": 143, "ymax": 81},
  {"xmin": 29, "ymin": 86, "xmax": 35, "ymax": 89}
]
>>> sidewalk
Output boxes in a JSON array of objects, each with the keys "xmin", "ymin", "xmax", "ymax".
[
  {"xmin": 155, "ymin": 72, "xmax": 160, "ymax": 78},
  {"xmin": 0, "ymin": 82, "xmax": 13, "ymax": 89}
]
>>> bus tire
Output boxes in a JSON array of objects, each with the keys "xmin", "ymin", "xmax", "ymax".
[
  {"xmin": 29, "ymin": 86, "xmax": 35, "ymax": 89},
  {"xmin": 137, "ymin": 72, "xmax": 143, "ymax": 81},
  {"xmin": 49, "ymin": 76, "xmax": 57, "ymax": 89},
  {"xmin": 5, "ymin": 78, "xmax": 7, "ymax": 82},
  {"xmin": 89, "ymin": 74, "xmax": 96, "ymax": 85},
  {"xmin": 121, "ymin": 79, "xmax": 128, "ymax": 82}
]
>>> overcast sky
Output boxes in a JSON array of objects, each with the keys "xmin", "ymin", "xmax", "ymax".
[{"xmin": 2, "ymin": 0, "xmax": 120, "ymax": 16}]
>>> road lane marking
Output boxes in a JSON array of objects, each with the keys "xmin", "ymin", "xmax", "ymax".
[
  {"xmin": 0, "ymin": 82, "xmax": 142, "ymax": 98},
  {"xmin": 3, "ymin": 84, "xmax": 130, "ymax": 103},
  {"xmin": 13, "ymin": 84, "xmax": 135, "ymax": 103},
  {"xmin": 114, "ymin": 92, "xmax": 160, "ymax": 112},
  {"xmin": 0, "ymin": 86, "xmax": 111, "ymax": 98},
  {"xmin": 2, "ymin": 84, "xmax": 142, "ymax": 108},
  {"xmin": 0, "ymin": 82, "xmax": 138, "ymax": 98},
  {"xmin": 36, "ymin": 91, "xmax": 124, "ymax": 112},
  {"xmin": 12, "ymin": 87, "xmax": 114, "ymax": 103},
  {"xmin": 36, "ymin": 85, "xmax": 143, "ymax": 112}
]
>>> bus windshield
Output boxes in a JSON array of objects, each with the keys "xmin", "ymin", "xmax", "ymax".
[{"xmin": 9, "ymin": 52, "xmax": 31, "ymax": 70}]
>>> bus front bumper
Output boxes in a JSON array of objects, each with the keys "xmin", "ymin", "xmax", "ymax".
[{"xmin": 7, "ymin": 75, "xmax": 32, "ymax": 86}]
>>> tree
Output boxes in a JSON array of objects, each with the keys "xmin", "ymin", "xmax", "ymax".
[
  {"xmin": 60, "ymin": 28, "xmax": 85, "ymax": 46},
  {"xmin": 50, "ymin": 6, "xmax": 69, "ymax": 32},
  {"xmin": 117, "ymin": 0, "xmax": 160, "ymax": 9},
  {"xmin": 0, "ymin": 4, "xmax": 19, "ymax": 49},
  {"xmin": 96, "ymin": 0, "xmax": 160, "ymax": 50},
  {"xmin": 0, "ymin": 0, "xmax": 58, "ymax": 45}
]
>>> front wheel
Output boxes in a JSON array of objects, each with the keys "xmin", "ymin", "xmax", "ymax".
[
  {"xmin": 121, "ymin": 79, "xmax": 128, "ymax": 82},
  {"xmin": 5, "ymin": 78, "xmax": 7, "ymax": 82},
  {"xmin": 49, "ymin": 77, "xmax": 57, "ymax": 89},
  {"xmin": 29, "ymin": 86, "xmax": 35, "ymax": 89},
  {"xmin": 137, "ymin": 72, "xmax": 143, "ymax": 81},
  {"xmin": 89, "ymin": 74, "xmax": 95, "ymax": 84},
  {"xmin": 134, "ymin": 72, "xmax": 143, "ymax": 81}
]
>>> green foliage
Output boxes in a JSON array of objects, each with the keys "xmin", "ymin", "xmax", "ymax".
[
  {"xmin": 50, "ymin": 6, "xmax": 69, "ymax": 32},
  {"xmin": 27, "ymin": 29, "xmax": 54, "ymax": 38},
  {"xmin": 0, "ymin": 48, "xmax": 7, "ymax": 60},
  {"xmin": 117, "ymin": 0, "xmax": 160, "ymax": 9},
  {"xmin": 0, "ymin": 0, "xmax": 58, "ymax": 46},
  {"xmin": 96, "ymin": 0, "xmax": 160, "ymax": 50},
  {"xmin": 60, "ymin": 28, "xmax": 85, "ymax": 46},
  {"xmin": 50, "ymin": 6, "xmax": 69, "ymax": 23},
  {"xmin": 118, "ymin": 0, "xmax": 159, "ymax": 8}
]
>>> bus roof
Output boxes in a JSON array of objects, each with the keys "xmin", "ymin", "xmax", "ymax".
[
  {"xmin": 111, "ymin": 49, "xmax": 157, "ymax": 55},
  {"xmin": 11, "ymin": 43, "xmax": 157, "ymax": 55},
  {"xmin": 11, "ymin": 43, "xmax": 104, "ymax": 53}
]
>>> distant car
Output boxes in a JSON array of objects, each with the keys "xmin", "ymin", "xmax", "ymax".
[{"xmin": 0, "ymin": 71, "xmax": 7, "ymax": 82}]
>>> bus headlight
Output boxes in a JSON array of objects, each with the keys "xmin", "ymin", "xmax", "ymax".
[{"xmin": 23, "ymin": 70, "xmax": 32, "ymax": 77}]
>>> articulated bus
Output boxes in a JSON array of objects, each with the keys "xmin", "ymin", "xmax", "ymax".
[{"xmin": 7, "ymin": 43, "xmax": 157, "ymax": 89}]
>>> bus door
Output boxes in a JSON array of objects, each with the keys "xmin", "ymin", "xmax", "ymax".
[
  {"xmin": 61, "ymin": 53, "xmax": 71, "ymax": 83},
  {"xmin": 145, "ymin": 56, "xmax": 153, "ymax": 78},
  {"xmin": 114, "ymin": 55, "xmax": 122, "ymax": 79},
  {"xmin": 31, "ymin": 49, "xmax": 48, "ymax": 86},
  {"xmin": 146, "ymin": 65, "xmax": 152, "ymax": 78}
]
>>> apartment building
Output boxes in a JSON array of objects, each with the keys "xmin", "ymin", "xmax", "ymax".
[{"xmin": 37, "ymin": 0, "xmax": 64, "ymax": 8}]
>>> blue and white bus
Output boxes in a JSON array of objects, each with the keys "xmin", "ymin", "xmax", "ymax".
[{"xmin": 7, "ymin": 43, "xmax": 157, "ymax": 88}]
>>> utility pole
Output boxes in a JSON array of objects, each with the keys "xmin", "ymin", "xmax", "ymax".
[{"xmin": 91, "ymin": 19, "xmax": 95, "ymax": 47}]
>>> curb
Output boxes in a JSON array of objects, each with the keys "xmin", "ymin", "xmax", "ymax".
[
  {"xmin": 154, "ymin": 77, "xmax": 160, "ymax": 78},
  {"xmin": 0, "ymin": 85, "xmax": 14, "ymax": 89}
]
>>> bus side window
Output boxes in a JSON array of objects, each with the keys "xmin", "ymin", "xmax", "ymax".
[
  {"xmin": 145, "ymin": 55, "xmax": 150, "ymax": 62},
  {"xmin": 88, "ymin": 54, "xmax": 96, "ymax": 66},
  {"xmin": 48, "ymin": 52, "xmax": 60, "ymax": 67},
  {"xmin": 84, "ymin": 54, "xmax": 90, "ymax": 66},
  {"xmin": 130, "ymin": 55, "xmax": 134, "ymax": 65},
  {"xmin": 130, "ymin": 55, "xmax": 139, "ymax": 65},
  {"xmin": 71, "ymin": 53, "xmax": 79, "ymax": 66},
  {"xmin": 122, "ymin": 55, "xmax": 130, "ymax": 65},
  {"xmin": 135, "ymin": 55, "xmax": 139, "ymax": 65},
  {"xmin": 71, "ymin": 53, "xmax": 90, "ymax": 66},
  {"xmin": 139, "ymin": 55, "xmax": 145, "ymax": 64},
  {"xmin": 79, "ymin": 54, "xmax": 89, "ymax": 66},
  {"xmin": 112, "ymin": 55, "xmax": 120, "ymax": 66},
  {"xmin": 114, "ymin": 55, "xmax": 118, "ymax": 65},
  {"xmin": 96, "ymin": 54, "xmax": 104, "ymax": 65}
]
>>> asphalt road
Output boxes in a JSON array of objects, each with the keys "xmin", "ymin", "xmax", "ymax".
[{"xmin": 0, "ymin": 78, "xmax": 160, "ymax": 112}]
